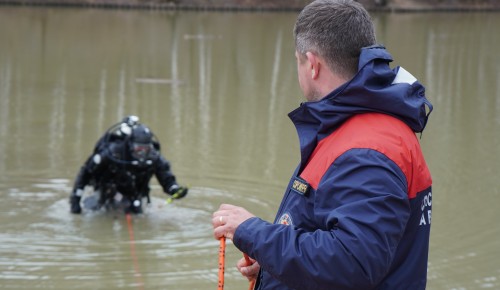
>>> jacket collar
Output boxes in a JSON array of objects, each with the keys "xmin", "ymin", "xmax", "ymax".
[{"xmin": 289, "ymin": 45, "xmax": 433, "ymax": 170}]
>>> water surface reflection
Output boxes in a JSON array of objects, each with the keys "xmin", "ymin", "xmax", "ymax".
[{"xmin": 0, "ymin": 8, "xmax": 499, "ymax": 290}]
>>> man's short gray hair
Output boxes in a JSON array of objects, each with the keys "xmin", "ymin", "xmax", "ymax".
[{"xmin": 294, "ymin": 0, "xmax": 376, "ymax": 79}]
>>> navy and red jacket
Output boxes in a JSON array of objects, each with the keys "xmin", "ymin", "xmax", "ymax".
[{"xmin": 234, "ymin": 45, "xmax": 433, "ymax": 290}]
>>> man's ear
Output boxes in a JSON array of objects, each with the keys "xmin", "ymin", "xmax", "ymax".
[{"xmin": 306, "ymin": 51, "xmax": 320, "ymax": 80}]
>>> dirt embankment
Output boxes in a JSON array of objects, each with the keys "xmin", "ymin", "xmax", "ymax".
[{"xmin": 0, "ymin": 0, "xmax": 499, "ymax": 11}]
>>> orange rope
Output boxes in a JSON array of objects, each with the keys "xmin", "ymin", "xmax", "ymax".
[
  {"xmin": 217, "ymin": 238, "xmax": 255, "ymax": 290},
  {"xmin": 126, "ymin": 214, "xmax": 145, "ymax": 290},
  {"xmin": 218, "ymin": 237, "xmax": 226, "ymax": 290},
  {"xmin": 243, "ymin": 253, "xmax": 256, "ymax": 290}
]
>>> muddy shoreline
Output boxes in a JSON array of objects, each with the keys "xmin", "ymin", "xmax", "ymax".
[{"xmin": 0, "ymin": 0, "xmax": 499, "ymax": 12}]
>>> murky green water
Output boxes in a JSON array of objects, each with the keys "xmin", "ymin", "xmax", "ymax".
[{"xmin": 0, "ymin": 7, "xmax": 499, "ymax": 290}]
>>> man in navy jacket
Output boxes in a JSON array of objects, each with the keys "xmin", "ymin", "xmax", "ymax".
[{"xmin": 212, "ymin": 0, "xmax": 433, "ymax": 289}]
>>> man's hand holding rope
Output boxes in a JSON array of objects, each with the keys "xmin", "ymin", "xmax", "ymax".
[{"xmin": 212, "ymin": 204, "xmax": 260, "ymax": 282}]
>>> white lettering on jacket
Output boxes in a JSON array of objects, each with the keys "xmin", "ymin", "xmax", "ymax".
[{"xmin": 419, "ymin": 191, "xmax": 432, "ymax": 226}]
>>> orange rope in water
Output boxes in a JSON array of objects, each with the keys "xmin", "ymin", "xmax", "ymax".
[
  {"xmin": 218, "ymin": 237, "xmax": 226, "ymax": 290},
  {"xmin": 126, "ymin": 213, "xmax": 145, "ymax": 290}
]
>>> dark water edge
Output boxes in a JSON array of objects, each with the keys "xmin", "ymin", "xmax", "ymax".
[{"xmin": 0, "ymin": 0, "xmax": 499, "ymax": 12}]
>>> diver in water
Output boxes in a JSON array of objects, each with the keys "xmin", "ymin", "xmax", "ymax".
[{"xmin": 69, "ymin": 115, "xmax": 188, "ymax": 214}]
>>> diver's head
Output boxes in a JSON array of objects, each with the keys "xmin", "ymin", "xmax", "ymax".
[{"xmin": 130, "ymin": 124, "xmax": 154, "ymax": 162}]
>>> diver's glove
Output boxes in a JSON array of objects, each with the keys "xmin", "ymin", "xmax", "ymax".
[
  {"xmin": 168, "ymin": 185, "xmax": 188, "ymax": 200},
  {"xmin": 69, "ymin": 189, "xmax": 83, "ymax": 214}
]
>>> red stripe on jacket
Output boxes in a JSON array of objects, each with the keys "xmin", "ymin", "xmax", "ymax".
[{"xmin": 300, "ymin": 113, "xmax": 432, "ymax": 199}]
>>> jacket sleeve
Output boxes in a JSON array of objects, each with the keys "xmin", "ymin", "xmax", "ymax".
[{"xmin": 233, "ymin": 149, "xmax": 410, "ymax": 290}]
